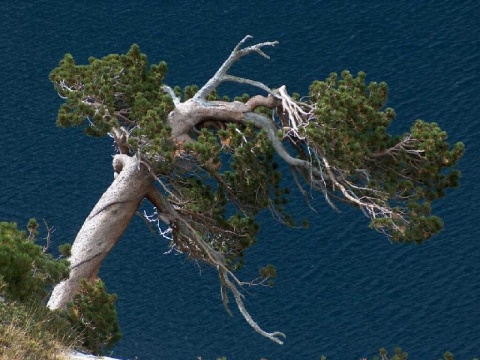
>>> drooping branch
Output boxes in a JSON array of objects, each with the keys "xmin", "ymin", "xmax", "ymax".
[
  {"xmin": 244, "ymin": 109, "xmax": 409, "ymax": 234},
  {"xmin": 277, "ymin": 85, "xmax": 314, "ymax": 139},
  {"xmin": 219, "ymin": 268, "xmax": 286, "ymax": 345},
  {"xmin": 145, "ymin": 185, "xmax": 286, "ymax": 343}
]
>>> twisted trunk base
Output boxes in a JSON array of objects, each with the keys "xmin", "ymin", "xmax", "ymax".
[{"xmin": 47, "ymin": 154, "xmax": 154, "ymax": 310}]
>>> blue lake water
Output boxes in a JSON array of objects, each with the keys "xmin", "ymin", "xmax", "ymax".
[{"xmin": 1, "ymin": 1, "xmax": 479, "ymax": 359}]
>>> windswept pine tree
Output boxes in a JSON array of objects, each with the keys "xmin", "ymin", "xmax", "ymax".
[{"xmin": 47, "ymin": 36, "xmax": 463, "ymax": 344}]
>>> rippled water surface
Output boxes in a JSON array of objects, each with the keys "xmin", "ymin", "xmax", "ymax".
[{"xmin": 1, "ymin": 1, "xmax": 479, "ymax": 359}]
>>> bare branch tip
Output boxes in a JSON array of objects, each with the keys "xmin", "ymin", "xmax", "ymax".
[
  {"xmin": 270, "ymin": 331, "xmax": 287, "ymax": 345},
  {"xmin": 235, "ymin": 35, "xmax": 253, "ymax": 51}
]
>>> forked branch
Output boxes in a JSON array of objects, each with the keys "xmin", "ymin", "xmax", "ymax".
[
  {"xmin": 194, "ymin": 35, "xmax": 279, "ymax": 101},
  {"xmin": 219, "ymin": 269, "xmax": 286, "ymax": 345}
]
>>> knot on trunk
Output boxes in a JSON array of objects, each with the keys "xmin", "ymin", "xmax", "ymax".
[{"xmin": 113, "ymin": 154, "xmax": 130, "ymax": 179}]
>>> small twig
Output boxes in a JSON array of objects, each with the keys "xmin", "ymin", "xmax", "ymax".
[
  {"xmin": 161, "ymin": 85, "xmax": 181, "ymax": 106},
  {"xmin": 42, "ymin": 219, "xmax": 55, "ymax": 253}
]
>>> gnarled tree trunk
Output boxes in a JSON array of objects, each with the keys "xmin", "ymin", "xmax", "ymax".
[{"xmin": 47, "ymin": 154, "xmax": 153, "ymax": 310}]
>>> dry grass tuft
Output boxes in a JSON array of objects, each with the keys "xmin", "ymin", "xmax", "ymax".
[{"xmin": 0, "ymin": 302, "xmax": 79, "ymax": 360}]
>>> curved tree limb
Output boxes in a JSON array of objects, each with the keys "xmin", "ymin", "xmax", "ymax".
[
  {"xmin": 145, "ymin": 185, "xmax": 286, "ymax": 343},
  {"xmin": 219, "ymin": 269, "xmax": 286, "ymax": 345}
]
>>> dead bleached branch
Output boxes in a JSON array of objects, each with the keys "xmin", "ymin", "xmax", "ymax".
[{"xmin": 194, "ymin": 35, "xmax": 279, "ymax": 101}]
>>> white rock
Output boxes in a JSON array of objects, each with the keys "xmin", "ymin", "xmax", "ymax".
[{"xmin": 66, "ymin": 350, "xmax": 123, "ymax": 360}]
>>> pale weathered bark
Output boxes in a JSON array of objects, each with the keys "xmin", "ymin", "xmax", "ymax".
[{"xmin": 47, "ymin": 154, "xmax": 154, "ymax": 310}]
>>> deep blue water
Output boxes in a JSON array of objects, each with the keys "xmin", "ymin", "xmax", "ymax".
[{"xmin": 1, "ymin": 1, "xmax": 479, "ymax": 359}]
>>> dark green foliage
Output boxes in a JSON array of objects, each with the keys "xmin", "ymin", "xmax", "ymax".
[
  {"xmin": 50, "ymin": 44, "xmax": 178, "ymax": 174},
  {"xmin": 375, "ymin": 347, "xmax": 408, "ymax": 360},
  {"xmin": 0, "ymin": 221, "xmax": 69, "ymax": 303},
  {"xmin": 443, "ymin": 352, "xmax": 454, "ymax": 360},
  {"xmin": 307, "ymin": 71, "xmax": 463, "ymax": 243},
  {"xmin": 50, "ymin": 44, "xmax": 173, "ymax": 139},
  {"xmin": 0, "ymin": 221, "xmax": 121, "ymax": 355},
  {"xmin": 27, "ymin": 217, "xmax": 39, "ymax": 239},
  {"xmin": 234, "ymin": 93, "xmax": 250, "ymax": 103},
  {"xmin": 183, "ymin": 84, "xmax": 199, "ymax": 100},
  {"xmin": 218, "ymin": 123, "xmax": 288, "ymax": 216},
  {"xmin": 178, "ymin": 120, "xmax": 291, "ymax": 269},
  {"xmin": 58, "ymin": 242, "xmax": 72, "ymax": 258},
  {"xmin": 259, "ymin": 263, "xmax": 277, "ymax": 286},
  {"xmin": 66, "ymin": 279, "xmax": 122, "ymax": 355},
  {"xmin": 308, "ymin": 71, "xmax": 395, "ymax": 170},
  {"xmin": 0, "ymin": 221, "xmax": 79, "ymax": 358},
  {"xmin": 163, "ymin": 116, "xmax": 291, "ymax": 270}
]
